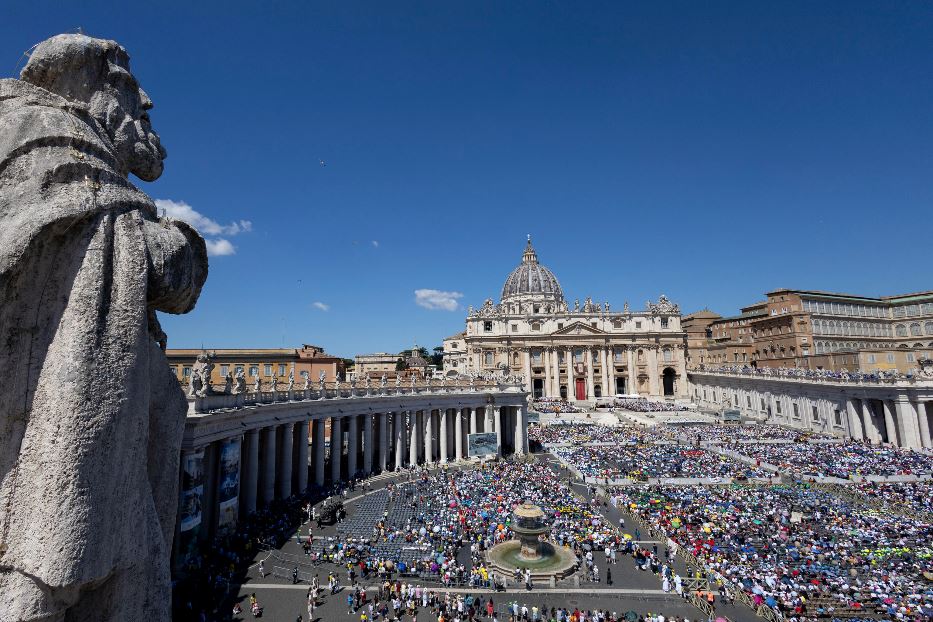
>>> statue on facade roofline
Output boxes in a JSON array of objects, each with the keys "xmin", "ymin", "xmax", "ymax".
[
  {"xmin": 234, "ymin": 369, "xmax": 247, "ymax": 394},
  {"xmin": 188, "ymin": 369, "xmax": 202, "ymax": 398},
  {"xmin": 269, "ymin": 374, "xmax": 279, "ymax": 392},
  {"xmin": 623, "ymin": 301, "xmax": 630, "ymax": 313},
  {"xmin": 304, "ymin": 372, "xmax": 312, "ymax": 390},
  {"xmin": 380, "ymin": 372, "xmax": 387, "ymax": 388},
  {"xmin": 0, "ymin": 34, "xmax": 208, "ymax": 621},
  {"xmin": 223, "ymin": 372, "xmax": 233, "ymax": 394},
  {"xmin": 253, "ymin": 374, "xmax": 262, "ymax": 393},
  {"xmin": 286, "ymin": 371, "xmax": 295, "ymax": 391},
  {"xmin": 395, "ymin": 373, "xmax": 402, "ymax": 388}
]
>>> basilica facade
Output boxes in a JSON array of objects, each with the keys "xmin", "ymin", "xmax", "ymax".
[{"xmin": 443, "ymin": 238, "xmax": 688, "ymax": 401}]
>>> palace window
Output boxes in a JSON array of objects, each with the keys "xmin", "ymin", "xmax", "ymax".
[
  {"xmin": 574, "ymin": 349, "xmax": 584, "ymax": 363},
  {"xmin": 235, "ymin": 365, "xmax": 244, "ymax": 375},
  {"xmin": 635, "ymin": 321, "xmax": 642, "ymax": 329},
  {"xmin": 483, "ymin": 321, "xmax": 493, "ymax": 333},
  {"xmin": 896, "ymin": 324, "xmax": 908, "ymax": 337},
  {"xmin": 792, "ymin": 403, "xmax": 800, "ymax": 419},
  {"xmin": 663, "ymin": 349, "xmax": 672, "ymax": 362},
  {"xmin": 183, "ymin": 366, "xmax": 191, "ymax": 377},
  {"xmin": 278, "ymin": 364, "xmax": 287, "ymax": 376},
  {"xmin": 532, "ymin": 322, "xmax": 541, "ymax": 331},
  {"xmin": 557, "ymin": 323, "xmax": 563, "ymax": 330},
  {"xmin": 532, "ymin": 351, "xmax": 542, "ymax": 364},
  {"xmin": 249, "ymin": 366, "xmax": 258, "ymax": 376},
  {"xmin": 614, "ymin": 351, "xmax": 623, "ymax": 362},
  {"xmin": 613, "ymin": 320, "xmax": 622, "ymax": 329},
  {"xmin": 511, "ymin": 324, "xmax": 518, "ymax": 332},
  {"xmin": 925, "ymin": 322, "xmax": 933, "ymax": 335},
  {"xmin": 558, "ymin": 352, "xmax": 565, "ymax": 364},
  {"xmin": 220, "ymin": 365, "xmax": 229, "ymax": 376},
  {"xmin": 910, "ymin": 323, "xmax": 922, "ymax": 336},
  {"xmin": 660, "ymin": 317, "xmax": 669, "ymax": 329},
  {"xmin": 484, "ymin": 352, "xmax": 494, "ymax": 365},
  {"xmin": 264, "ymin": 364, "xmax": 273, "ymax": 376},
  {"xmin": 637, "ymin": 349, "xmax": 644, "ymax": 363}
]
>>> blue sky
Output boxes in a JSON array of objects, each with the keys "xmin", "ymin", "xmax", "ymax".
[{"xmin": 3, "ymin": 2, "xmax": 932, "ymax": 357}]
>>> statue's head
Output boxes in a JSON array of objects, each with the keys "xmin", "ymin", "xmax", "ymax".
[{"xmin": 21, "ymin": 34, "xmax": 166, "ymax": 181}]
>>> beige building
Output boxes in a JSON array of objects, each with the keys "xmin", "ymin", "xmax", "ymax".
[
  {"xmin": 354, "ymin": 352, "xmax": 399, "ymax": 376},
  {"xmin": 166, "ymin": 345, "xmax": 345, "ymax": 387},
  {"xmin": 444, "ymin": 237, "xmax": 688, "ymax": 400}
]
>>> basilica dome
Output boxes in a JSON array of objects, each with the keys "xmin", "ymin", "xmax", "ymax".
[{"xmin": 500, "ymin": 237, "xmax": 564, "ymax": 304}]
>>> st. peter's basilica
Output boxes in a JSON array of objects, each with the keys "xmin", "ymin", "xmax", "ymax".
[{"xmin": 443, "ymin": 237, "xmax": 688, "ymax": 401}]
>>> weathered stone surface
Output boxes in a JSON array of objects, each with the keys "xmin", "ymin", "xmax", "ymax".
[{"xmin": 0, "ymin": 34, "xmax": 207, "ymax": 621}]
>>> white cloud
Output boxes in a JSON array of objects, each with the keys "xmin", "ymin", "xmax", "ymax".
[
  {"xmin": 371, "ymin": 240, "xmax": 379, "ymax": 248},
  {"xmin": 414, "ymin": 289, "xmax": 463, "ymax": 311},
  {"xmin": 204, "ymin": 239, "xmax": 236, "ymax": 256},
  {"xmin": 312, "ymin": 301, "xmax": 330, "ymax": 311},
  {"xmin": 155, "ymin": 199, "xmax": 252, "ymax": 257}
]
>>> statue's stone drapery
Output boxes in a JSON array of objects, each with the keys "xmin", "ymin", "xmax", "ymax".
[{"xmin": 0, "ymin": 34, "xmax": 207, "ymax": 621}]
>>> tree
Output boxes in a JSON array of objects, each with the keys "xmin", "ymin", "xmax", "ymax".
[
  {"xmin": 395, "ymin": 357, "xmax": 408, "ymax": 371},
  {"xmin": 431, "ymin": 346, "xmax": 444, "ymax": 367}
]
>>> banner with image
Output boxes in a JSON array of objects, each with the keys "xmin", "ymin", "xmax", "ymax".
[
  {"xmin": 177, "ymin": 448, "xmax": 205, "ymax": 568},
  {"xmin": 468, "ymin": 432, "xmax": 498, "ymax": 457},
  {"xmin": 217, "ymin": 437, "xmax": 241, "ymax": 532}
]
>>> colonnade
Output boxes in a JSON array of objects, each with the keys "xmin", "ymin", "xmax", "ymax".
[{"xmin": 175, "ymin": 395, "xmax": 528, "ymax": 563}]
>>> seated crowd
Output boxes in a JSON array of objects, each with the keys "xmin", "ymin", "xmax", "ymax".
[
  {"xmin": 532, "ymin": 397, "xmax": 587, "ymax": 414},
  {"xmin": 529, "ymin": 423, "xmax": 671, "ymax": 446},
  {"xmin": 612, "ymin": 398, "xmax": 689, "ymax": 413},
  {"xmin": 723, "ymin": 441, "xmax": 933, "ymax": 479},
  {"xmin": 678, "ymin": 424, "xmax": 830, "ymax": 443},
  {"xmin": 612, "ymin": 484, "xmax": 933, "ymax": 620},
  {"xmin": 705, "ymin": 364, "xmax": 906, "ymax": 383}
]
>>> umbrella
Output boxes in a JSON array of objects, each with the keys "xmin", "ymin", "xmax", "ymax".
[{"xmin": 624, "ymin": 611, "xmax": 639, "ymax": 621}]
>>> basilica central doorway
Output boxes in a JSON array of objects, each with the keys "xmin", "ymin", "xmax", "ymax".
[{"xmin": 574, "ymin": 378, "xmax": 586, "ymax": 401}]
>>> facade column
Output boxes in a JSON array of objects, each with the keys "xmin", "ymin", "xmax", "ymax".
[
  {"xmin": 330, "ymin": 416, "xmax": 342, "ymax": 483},
  {"xmin": 914, "ymin": 401, "xmax": 931, "ymax": 448},
  {"xmin": 894, "ymin": 400, "xmax": 922, "ymax": 449},
  {"xmin": 514, "ymin": 406, "xmax": 526, "ymax": 455},
  {"xmin": 585, "ymin": 347, "xmax": 595, "ymax": 400},
  {"xmin": 882, "ymin": 400, "xmax": 899, "ymax": 446},
  {"xmin": 347, "ymin": 414, "xmax": 359, "ymax": 477},
  {"xmin": 363, "ymin": 413, "xmax": 374, "ymax": 474},
  {"xmin": 242, "ymin": 428, "xmax": 259, "ymax": 516},
  {"xmin": 395, "ymin": 412, "xmax": 406, "ymax": 470},
  {"xmin": 261, "ymin": 426, "xmax": 276, "ymax": 505},
  {"xmin": 846, "ymin": 399, "xmax": 864, "ymax": 441},
  {"xmin": 409, "ymin": 411, "xmax": 419, "ymax": 466},
  {"xmin": 552, "ymin": 348, "xmax": 561, "ymax": 398},
  {"xmin": 379, "ymin": 412, "xmax": 389, "ymax": 471},
  {"xmin": 543, "ymin": 349, "xmax": 552, "ymax": 398},
  {"xmin": 314, "ymin": 418, "xmax": 326, "ymax": 487},
  {"xmin": 469, "ymin": 407, "xmax": 477, "ymax": 434},
  {"xmin": 439, "ymin": 409, "xmax": 449, "ymax": 463},
  {"xmin": 860, "ymin": 400, "xmax": 879, "ymax": 444},
  {"xmin": 523, "ymin": 349, "xmax": 533, "ymax": 395},
  {"xmin": 455, "ymin": 408, "xmax": 465, "ymax": 460},
  {"xmin": 295, "ymin": 421, "xmax": 309, "ymax": 493},
  {"xmin": 599, "ymin": 347, "xmax": 609, "ymax": 397},
  {"xmin": 494, "ymin": 406, "xmax": 502, "ymax": 457},
  {"xmin": 647, "ymin": 347, "xmax": 660, "ymax": 396},
  {"xmin": 277, "ymin": 423, "xmax": 293, "ymax": 499},
  {"xmin": 566, "ymin": 348, "xmax": 575, "ymax": 401},
  {"xmin": 605, "ymin": 348, "xmax": 614, "ymax": 396},
  {"xmin": 627, "ymin": 347, "xmax": 637, "ymax": 395}
]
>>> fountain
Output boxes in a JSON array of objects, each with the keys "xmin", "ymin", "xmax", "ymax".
[{"xmin": 486, "ymin": 503, "xmax": 578, "ymax": 581}]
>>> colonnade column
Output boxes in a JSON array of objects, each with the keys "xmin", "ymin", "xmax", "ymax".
[
  {"xmin": 276, "ymin": 423, "xmax": 293, "ymax": 499},
  {"xmin": 409, "ymin": 412, "xmax": 419, "ymax": 466},
  {"xmin": 514, "ymin": 406, "xmax": 526, "ymax": 455},
  {"xmin": 882, "ymin": 401, "xmax": 899, "ymax": 446},
  {"xmin": 424, "ymin": 410, "xmax": 434, "ymax": 463},
  {"xmin": 860, "ymin": 400, "xmax": 879, "ymax": 444},
  {"xmin": 242, "ymin": 428, "xmax": 259, "ymax": 516},
  {"xmin": 916, "ymin": 401, "xmax": 931, "ymax": 449},
  {"xmin": 347, "ymin": 414, "xmax": 359, "ymax": 477},
  {"xmin": 395, "ymin": 412, "xmax": 406, "ymax": 470},
  {"xmin": 314, "ymin": 418, "xmax": 326, "ymax": 486},
  {"xmin": 296, "ymin": 421, "xmax": 309, "ymax": 493},
  {"xmin": 523, "ymin": 349, "xmax": 533, "ymax": 395},
  {"xmin": 260, "ymin": 426, "xmax": 276, "ymax": 505},
  {"xmin": 469, "ymin": 408, "xmax": 477, "ymax": 434},
  {"xmin": 456, "ymin": 408, "xmax": 465, "ymax": 460},
  {"xmin": 846, "ymin": 399, "xmax": 864, "ymax": 441},
  {"xmin": 378, "ymin": 413, "xmax": 388, "ymax": 471},
  {"xmin": 494, "ymin": 406, "xmax": 502, "ymax": 457},
  {"xmin": 330, "ymin": 416, "xmax": 342, "ymax": 483},
  {"xmin": 363, "ymin": 413, "xmax": 374, "ymax": 474},
  {"xmin": 439, "ymin": 409, "xmax": 449, "ymax": 463},
  {"xmin": 894, "ymin": 399, "xmax": 921, "ymax": 449}
]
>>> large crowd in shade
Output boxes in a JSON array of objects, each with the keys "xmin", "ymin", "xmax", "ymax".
[
  {"xmin": 552, "ymin": 444, "xmax": 772, "ymax": 481},
  {"xmin": 722, "ymin": 441, "xmax": 933, "ymax": 480},
  {"xmin": 676, "ymin": 424, "xmax": 831, "ymax": 443},
  {"xmin": 528, "ymin": 423, "xmax": 672, "ymax": 446},
  {"xmin": 612, "ymin": 484, "xmax": 933, "ymax": 621},
  {"xmin": 532, "ymin": 397, "xmax": 587, "ymax": 414},
  {"xmin": 612, "ymin": 398, "xmax": 689, "ymax": 413},
  {"xmin": 852, "ymin": 481, "xmax": 933, "ymax": 518},
  {"xmin": 704, "ymin": 364, "xmax": 907, "ymax": 383}
]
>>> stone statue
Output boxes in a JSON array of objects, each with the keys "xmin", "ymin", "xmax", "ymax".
[
  {"xmin": 303, "ymin": 372, "xmax": 312, "ymax": 391},
  {"xmin": 188, "ymin": 369, "xmax": 202, "ymax": 398},
  {"xmin": 269, "ymin": 374, "xmax": 279, "ymax": 392},
  {"xmin": 410, "ymin": 373, "xmax": 417, "ymax": 389},
  {"xmin": 350, "ymin": 373, "xmax": 357, "ymax": 389},
  {"xmin": 574, "ymin": 299, "xmax": 580, "ymax": 312},
  {"xmin": 0, "ymin": 35, "xmax": 207, "ymax": 621},
  {"xmin": 380, "ymin": 373, "xmax": 387, "ymax": 388},
  {"xmin": 604, "ymin": 301, "xmax": 610, "ymax": 313},
  {"xmin": 253, "ymin": 374, "xmax": 262, "ymax": 393},
  {"xmin": 192, "ymin": 352, "xmax": 214, "ymax": 395},
  {"xmin": 234, "ymin": 369, "xmax": 247, "ymax": 394},
  {"xmin": 286, "ymin": 371, "xmax": 294, "ymax": 392},
  {"xmin": 623, "ymin": 301, "xmax": 630, "ymax": 313},
  {"xmin": 318, "ymin": 370, "xmax": 326, "ymax": 391},
  {"xmin": 223, "ymin": 372, "xmax": 233, "ymax": 395},
  {"xmin": 395, "ymin": 373, "xmax": 402, "ymax": 388}
]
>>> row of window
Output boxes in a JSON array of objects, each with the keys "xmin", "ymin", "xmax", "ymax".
[
  {"xmin": 175, "ymin": 363, "xmax": 292, "ymax": 378},
  {"xmin": 803, "ymin": 300, "xmax": 887, "ymax": 318},
  {"xmin": 812, "ymin": 319, "xmax": 891, "ymax": 338},
  {"xmin": 485, "ymin": 318, "xmax": 666, "ymax": 333},
  {"xmin": 483, "ymin": 348, "xmax": 676, "ymax": 366},
  {"xmin": 695, "ymin": 386, "xmax": 844, "ymax": 426},
  {"xmin": 892, "ymin": 303, "xmax": 933, "ymax": 318},
  {"xmin": 895, "ymin": 322, "xmax": 933, "ymax": 337}
]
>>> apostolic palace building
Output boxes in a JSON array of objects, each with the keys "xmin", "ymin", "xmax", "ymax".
[{"xmin": 443, "ymin": 237, "xmax": 689, "ymax": 401}]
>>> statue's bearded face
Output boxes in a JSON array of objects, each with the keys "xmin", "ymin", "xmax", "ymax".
[{"xmin": 93, "ymin": 60, "xmax": 167, "ymax": 182}]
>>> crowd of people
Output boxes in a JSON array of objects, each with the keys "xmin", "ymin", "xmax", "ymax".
[
  {"xmin": 531, "ymin": 397, "xmax": 586, "ymax": 414},
  {"xmin": 552, "ymin": 444, "xmax": 771, "ymax": 481},
  {"xmin": 612, "ymin": 483, "xmax": 933, "ymax": 620},
  {"xmin": 852, "ymin": 481, "xmax": 933, "ymax": 518},
  {"xmin": 676, "ymin": 424, "xmax": 829, "ymax": 443},
  {"xmin": 612, "ymin": 398, "xmax": 689, "ymax": 413},
  {"xmin": 722, "ymin": 441, "xmax": 933, "ymax": 479},
  {"xmin": 528, "ymin": 423, "xmax": 671, "ymax": 446},
  {"xmin": 704, "ymin": 364, "xmax": 907, "ymax": 383}
]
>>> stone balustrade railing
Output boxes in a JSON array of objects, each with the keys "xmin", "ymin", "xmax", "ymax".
[
  {"xmin": 191, "ymin": 380, "xmax": 525, "ymax": 413},
  {"xmin": 691, "ymin": 367, "xmax": 933, "ymax": 387}
]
